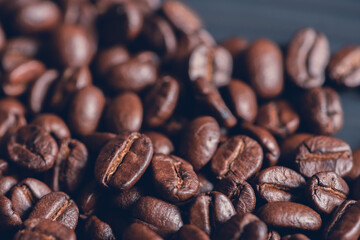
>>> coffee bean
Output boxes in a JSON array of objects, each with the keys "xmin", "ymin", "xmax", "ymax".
[
  {"xmin": 29, "ymin": 191, "xmax": 79, "ymax": 229},
  {"xmin": 347, "ymin": 148, "xmax": 360, "ymax": 180},
  {"xmin": 256, "ymin": 100, "xmax": 300, "ymax": 139},
  {"xmin": 95, "ymin": 132, "xmax": 153, "ymax": 190},
  {"xmin": 173, "ymin": 224, "xmax": 209, "ymax": 240},
  {"xmin": 215, "ymin": 177, "xmax": 256, "ymax": 214},
  {"xmin": 301, "ymin": 87, "xmax": 343, "ymax": 135},
  {"xmin": 279, "ymin": 133, "xmax": 313, "ymax": 167},
  {"xmin": 123, "ymin": 222, "xmax": 163, "ymax": 240},
  {"xmin": 268, "ymin": 231, "xmax": 281, "ymax": 240},
  {"xmin": 85, "ymin": 215, "xmax": 115, "ymax": 240},
  {"xmin": 258, "ymin": 201, "xmax": 322, "ymax": 231},
  {"xmin": 112, "ymin": 185, "xmax": 144, "ymax": 211},
  {"xmin": 145, "ymin": 131, "xmax": 174, "ymax": 155},
  {"xmin": 0, "ymin": 195, "xmax": 22, "ymax": 228},
  {"xmin": 96, "ymin": 46, "xmax": 130, "ymax": 77},
  {"xmin": 2, "ymin": 37, "xmax": 40, "ymax": 58},
  {"xmin": 0, "ymin": 23, "xmax": 5, "ymax": 52},
  {"xmin": 307, "ymin": 171, "xmax": 349, "ymax": 214},
  {"xmin": 151, "ymin": 154, "xmax": 199, "ymax": 203},
  {"xmin": 179, "ymin": 116, "xmax": 220, "ymax": 171},
  {"xmin": 198, "ymin": 173, "xmax": 214, "ymax": 193},
  {"xmin": 133, "ymin": 196, "xmax": 183, "ymax": 237},
  {"xmin": 220, "ymin": 37, "xmax": 248, "ymax": 78},
  {"xmin": 246, "ymin": 39, "xmax": 283, "ymax": 98},
  {"xmin": 77, "ymin": 181, "xmax": 104, "ymax": 218},
  {"xmin": 133, "ymin": 0, "xmax": 161, "ymax": 16},
  {"xmin": 286, "ymin": 27, "xmax": 330, "ymax": 88},
  {"xmin": 282, "ymin": 234, "xmax": 310, "ymax": 240},
  {"xmin": 0, "ymin": 176, "xmax": 18, "ymax": 196},
  {"xmin": 0, "ymin": 159, "xmax": 9, "ymax": 177},
  {"xmin": 32, "ymin": 114, "xmax": 71, "ymax": 142},
  {"xmin": 7, "ymin": 124, "xmax": 58, "ymax": 172},
  {"xmin": 255, "ymin": 166, "xmax": 306, "ymax": 203},
  {"xmin": 189, "ymin": 191, "xmax": 236, "ymax": 235},
  {"xmin": 82, "ymin": 132, "xmax": 116, "ymax": 158},
  {"xmin": 5, "ymin": 57, "xmax": 45, "ymax": 86},
  {"xmin": 295, "ymin": 135, "xmax": 353, "ymax": 178},
  {"xmin": 211, "ymin": 135, "xmax": 263, "ymax": 181},
  {"xmin": 328, "ymin": 45, "xmax": 360, "ymax": 87}
]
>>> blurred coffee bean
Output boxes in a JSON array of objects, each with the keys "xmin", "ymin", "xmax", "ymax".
[
  {"xmin": 220, "ymin": 37, "xmax": 248, "ymax": 78},
  {"xmin": 347, "ymin": 148, "xmax": 360, "ymax": 180},
  {"xmin": 145, "ymin": 131, "xmax": 174, "ymax": 155},
  {"xmin": 32, "ymin": 114, "xmax": 71, "ymax": 142},
  {"xmin": 85, "ymin": 215, "xmax": 115, "ymax": 240},
  {"xmin": 173, "ymin": 224, "xmax": 209, "ymax": 240},
  {"xmin": 123, "ymin": 222, "xmax": 163, "ymax": 240},
  {"xmin": 112, "ymin": 185, "xmax": 144, "ymax": 211},
  {"xmin": 95, "ymin": 45, "xmax": 130, "ymax": 77},
  {"xmin": 279, "ymin": 133, "xmax": 313, "ymax": 167}
]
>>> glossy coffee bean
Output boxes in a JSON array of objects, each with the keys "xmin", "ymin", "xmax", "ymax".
[
  {"xmin": 215, "ymin": 177, "xmax": 256, "ymax": 214},
  {"xmin": 82, "ymin": 132, "xmax": 116, "ymax": 158},
  {"xmin": 145, "ymin": 131, "xmax": 174, "ymax": 155},
  {"xmin": 14, "ymin": 218, "xmax": 76, "ymax": 240},
  {"xmin": 151, "ymin": 154, "xmax": 199, "ymax": 203},
  {"xmin": 85, "ymin": 215, "xmax": 115, "ymax": 240},
  {"xmin": 255, "ymin": 166, "xmax": 306, "ymax": 202},
  {"xmin": 198, "ymin": 173, "xmax": 214, "ymax": 193},
  {"xmin": 133, "ymin": 196, "xmax": 183, "ymax": 237},
  {"xmin": 268, "ymin": 231, "xmax": 281, "ymax": 240},
  {"xmin": 301, "ymin": 87, "xmax": 343, "ymax": 135},
  {"xmin": 0, "ymin": 176, "xmax": 18, "ymax": 196},
  {"xmin": 105, "ymin": 92, "xmax": 143, "ymax": 133},
  {"xmin": 211, "ymin": 135, "xmax": 263, "ymax": 181},
  {"xmin": 29, "ymin": 191, "xmax": 79, "ymax": 230},
  {"xmin": 7, "ymin": 124, "xmax": 58, "ymax": 172},
  {"xmin": 0, "ymin": 195, "xmax": 22, "ymax": 228},
  {"xmin": 246, "ymin": 39, "xmax": 283, "ymax": 98},
  {"xmin": 112, "ymin": 185, "xmax": 144, "ymax": 211},
  {"xmin": 258, "ymin": 201, "xmax": 322, "ymax": 231},
  {"xmin": 282, "ymin": 234, "xmax": 310, "ymax": 240},
  {"xmin": 32, "ymin": 114, "xmax": 71, "ymax": 142},
  {"xmin": 77, "ymin": 181, "xmax": 104, "ymax": 218},
  {"xmin": 279, "ymin": 133, "xmax": 313, "ymax": 167},
  {"xmin": 295, "ymin": 135, "xmax": 353, "ymax": 177},
  {"xmin": 256, "ymin": 100, "xmax": 300, "ymax": 139},
  {"xmin": 173, "ymin": 224, "xmax": 209, "ymax": 240},
  {"xmin": 347, "ymin": 148, "xmax": 360, "ymax": 180},
  {"xmin": 95, "ymin": 132, "xmax": 153, "ymax": 190},
  {"xmin": 328, "ymin": 45, "xmax": 360, "ymax": 87},
  {"xmin": 307, "ymin": 171, "xmax": 349, "ymax": 214},
  {"xmin": 95, "ymin": 45, "xmax": 130, "ymax": 77},
  {"xmin": 189, "ymin": 191, "xmax": 236, "ymax": 235},
  {"xmin": 123, "ymin": 222, "xmax": 163, "ymax": 240},
  {"xmin": 286, "ymin": 27, "xmax": 330, "ymax": 88},
  {"xmin": 179, "ymin": 116, "xmax": 220, "ymax": 171}
]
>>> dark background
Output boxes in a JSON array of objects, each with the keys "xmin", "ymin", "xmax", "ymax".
[{"xmin": 184, "ymin": 0, "xmax": 360, "ymax": 148}]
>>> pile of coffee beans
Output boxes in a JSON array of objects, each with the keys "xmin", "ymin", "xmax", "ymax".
[{"xmin": 0, "ymin": 0, "xmax": 360, "ymax": 239}]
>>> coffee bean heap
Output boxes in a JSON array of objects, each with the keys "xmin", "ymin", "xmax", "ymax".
[{"xmin": 0, "ymin": 0, "xmax": 359, "ymax": 239}]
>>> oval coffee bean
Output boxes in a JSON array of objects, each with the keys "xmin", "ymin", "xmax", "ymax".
[
  {"xmin": 123, "ymin": 222, "xmax": 163, "ymax": 240},
  {"xmin": 95, "ymin": 46, "xmax": 130, "ymax": 77},
  {"xmin": 282, "ymin": 234, "xmax": 310, "ymax": 240},
  {"xmin": 85, "ymin": 215, "xmax": 115, "ymax": 240},
  {"xmin": 211, "ymin": 135, "xmax": 263, "ymax": 181},
  {"xmin": 29, "ymin": 191, "xmax": 79, "ymax": 230},
  {"xmin": 95, "ymin": 132, "xmax": 153, "ymax": 190},
  {"xmin": 258, "ymin": 201, "xmax": 322, "ymax": 231},
  {"xmin": 295, "ymin": 135, "xmax": 353, "ymax": 178},
  {"xmin": 151, "ymin": 154, "xmax": 199, "ymax": 203},
  {"xmin": 173, "ymin": 224, "xmax": 209, "ymax": 240},
  {"xmin": 112, "ymin": 185, "xmax": 144, "ymax": 211},
  {"xmin": 0, "ymin": 195, "xmax": 22, "ymax": 228},
  {"xmin": 347, "ymin": 148, "xmax": 360, "ymax": 180},
  {"xmin": 77, "ymin": 181, "xmax": 104, "ymax": 217},
  {"xmin": 220, "ymin": 37, "xmax": 248, "ymax": 78},
  {"xmin": 145, "ymin": 131, "xmax": 174, "ymax": 155},
  {"xmin": 307, "ymin": 171, "xmax": 349, "ymax": 214},
  {"xmin": 286, "ymin": 27, "xmax": 330, "ymax": 88},
  {"xmin": 32, "ymin": 114, "xmax": 71, "ymax": 142},
  {"xmin": 0, "ymin": 176, "xmax": 18, "ymax": 196},
  {"xmin": 198, "ymin": 173, "xmax": 214, "ymax": 193},
  {"xmin": 279, "ymin": 133, "xmax": 313, "ymax": 167}
]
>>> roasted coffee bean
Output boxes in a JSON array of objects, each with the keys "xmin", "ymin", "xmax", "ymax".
[
  {"xmin": 307, "ymin": 171, "xmax": 349, "ymax": 214},
  {"xmin": 85, "ymin": 215, "xmax": 115, "ymax": 240},
  {"xmin": 4, "ymin": 57, "xmax": 45, "ymax": 86},
  {"xmin": 14, "ymin": 218, "xmax": 76, "ymax": 240},
  {"xmin": 82, "ymin": 132, "xmax": 116, "ymax": 157},
  {"xmin": 2, "ymin": 37, "xmax": 40, "ymax": 58},
  {"xmin": 145, "ymin": 131, "xmax": 174, "ymax": 155},
  {"xmin": 173, "ymin": 224, "xmax": 209, "ymax": 240},
  {"xmin": 123, "ymin": 222, "xmax": 163, "ymax": 240},
  {"xmin": 105, "ymin": 92, "xmax": 143, "ymax": 133},
  {"xmin": 295, "ymin": 135, "xmax": 353, "ymax": 178},
  {"xmin": 324, "ymin": 200, "xmax": 360, "ymax": 240},
  {"xmin": 0, "ymin": 195, "xmax": 22, "ymax": 228},
  {"xmin": 133, "ymin": 196, "xmax": 183, "ymax": 237},
  {"xmin": 246, "ymin": 39, "xmax": 284, "ymax": 98},
  {"xmin": 286, "ymin": 27, "xmax": 330, "ymax": 88},
  {"xmin": 144, "ymin": 75, "xmax": 179, "ymax": 127},
  {"xmin": 32, "ymin": 114, "xmax": 71, "ymax": 142},
  {"xmin": 77, "ymin": 181, "xmax": 104, "ymax": 217},
  {"xmin": 282, "ymin": 234, "xmax": 310, "ymax": 240},
  {"xmin": 255, "ymin": 166, "xmax": 306, "ymax": 203},
  {"xmin": 112, "ymin": 185, "xmax": 144, "ymax": 210},
  {"xmin": 189, "ymin": 191, "xmax": 236, "ymax": 235},
  {"xmin": 95, "ymin": 132, "xmax": 153, "ymax": 190},
  {"xmin": 151, "ymin": 154, "xmax": 199, "ymax": 203},
  {"xmin": 347, "ymin": 148, "xmax": 360, "ymax": 180},
  {"xmin": 279, "ymin": 133, "xmax": 313, "ymax": 167},
  {"xmin": 211, "ymin": 135, "xmax": 263, "ymax": 181},
  {"xmin": 0, "ymin": 176, "xmax": 18, "ymax": 196},
  {"xmin": 301, "ymin": 87, "xmax": 343, "ymax": 135},
  {"xmin": 0, "ymin": 159, "xmax": 9, "ymax": 177},
  {"xmin": 241, "ymin": 123, "xmax": 280, "ymax": 167},
  {"xmin": 68, "ymin": 85, "xmax": 105, "ymax": 136},
  {"xmin": 268, "ymin": 231, "xmax": 281, "ymax": 240},
  {"xmin": 135, "ymin": 50, "xmax": 161, "ymax": 67},
  {"xmin": 256, "ymin": 100, "xmax": 300, "ymax": 139},
  {"xmin": 215, "ymin": 177, "xmax": 256, "ymax": 214},
  {"xmin": 29, "ymin": 191, "xmax": 79, "ymax": 229},
  {"xmin": 0, "ymin": 23, "xmax": 5, "ymax": 51},
  {"xmin": 213, "ymin": 213, "xmax": 268, "ymax": 240},
  {"xmin": 7, "ymin": 124, "xmax": 58, "ymax": 172},
  {"xmin": 179, "ymin": 116, "xmax": 220, "ymax": 171},
  {"xmin": 227, "ymin": 79, "xmax": 258, "ymax": 123},
  {"xmin": 328, "ymin": 45, "xmax": 360, "ymax": 87},
  {"xmin": 221, "ymin": 37, "xmax": 248, "ymax": 78},
  {"xmin": 198, "ymin": 173, "xmax": 214, "ymax": 193},
  {"xmin": 95, "ymin": 45, "xmax": 130, "ymax": 77},
  {"xmin": 258, "ymin": 201, "xmax": 322, "ymax": 231}
]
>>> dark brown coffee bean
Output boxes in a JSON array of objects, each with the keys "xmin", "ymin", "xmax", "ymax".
[
  {"xmin": 307, "ymin": 171, "xmax": 349, "ymax": 214},
  {"xmin": 282, "ymin": 234, "xmax": 310, "ymax": 240},
  {"xmin": 68, "ymin": 85, "xmax": 105, "ymax": 136},
  {"xmin": 255, "ymin": 166, "xmax": 306, "ymax": 203},
  {"xmin": 3, "ymin": 37, "xmax": 40, "ymax": 58},
  {"xmin": 246, "ymin": 39, "xmax": 284, "ymax": 98},
  {"xmin": 29, "ymin": 191, "xmax": 79, "ymax": 229},
  {"xmin": 286, "ymin": 27, "xmax": 330, "ymax": 88},
  {"xmin": 189, "ymin": 191, "xmax": 236, "ymax": 235},
  {"xmin": 211, "ymin": 135, "xmax": 263, "ymax": 181},
  {"xmin": 256, "ymin": 100, "xmax": 300, "ymax": 139},
  {"xmin": 5, "ymin": 58, "xmax": 45, "ymax": 86},
  {"xmin": 0, "ymin": 159, "xmax": 9, "ymax": 177},
  {"xmin": 151, "ymin": 154, "xmax": 199, "ymax": 203},
  {"xmin": 301, "ymin": 87, "xmax": 343, "ymax": 135},
  {"xmin": 82, "ymin": 132, "xmax": 117, "ymax": 157},
  {"xmin": 268, "ymin": 231, "xmax": 281, "ymax": 240},
  {"xmin": 0, "ymin": 195, "xmax": 22, "ymax": 228},
  {"xmin": 198, "ymin": 173, "xmax": 214, "ymax": 193},
  {"xmin": 220, "ymin": 37, "xmax": 248, "ymax": 78},
  {"xmin": 112, "ymin": 185, "xmax": 144, "ymax": 211},
  {"xmin": 85, "ymin": 215, "xmax": 115, "ymax": 240},
  {"xmin": 96, "ymin": 45, "xmax": 130, "ymax": 77},
  {"xmin": 133, "ymin": 196, "xmax": 183, "ymax": 237},
  {"xmin": 77, "ymin": 181, "xmax": 104, "ymax": 218},
  {"xmin": 295, "ymin": 135, "xmax": 353, "ymax": 178},
  {"xmin": 328, "ymin": 46, "xmax": 360, "ymax": 87},
  {"xmin": 213, "ymin": 213, "xmax": 268, "ymax": 240},
  {"xmin": 279, "ymin": 133, "xmax": 313, "ymax": 167},
  {"xmin": 133, "ymin": 0, "xmax": 161, "ymax": 15},
  {"xmin": 0, "ymin": 23, "xmax": 5, "ymax": 52},
  {"xmin": 215, "ymin": 177, "xmax": 256, "ymax": 214},
  {"xmin": 173, "ymin": 224, "xmax": 209, "ymax": 240},
  {"xmin": 324, "ymin": 200, "xmax": 360, "ymax": 240},
  {"xmin": 14, "ymin": 218, "xmax": 76, "ymax": 240},
  {"xmin": 145, "ymin": 131, "xmax": 174, "ymax": 155},
  {"xmin": 95, "ymin": 132, "xmax": 153, "ymax": 190},
  {"xmin": 179, "ymin": 116, "xmax": 220, "ymax": 171},
  {"xmin": 32, "ymin": 114, "xmax": 71, "ymax": 142},
  {"xmin": 135, "ymin": 50, "xmax": 161, "ymax": 67},
  {"xmin": 105, "ymin": 92, "xmax": 143, "ymax": 133},
  {"xmin": 123, "ymin": 222, "xmax": 163, "ymax": 240},
  {"xmin": 0, "ymin": 176, "xmax": 18, "ymax": 196},
  {"xmin": 347, "ymin": 148, "xmax": 360, "ymax": 180},
  {"xmin": 258, "ymin": 201, "xmax": 322, "ymax": 231},
  {"xmin": 7, "ymin": 124, "xmax": 58, "ymax": 172}
]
